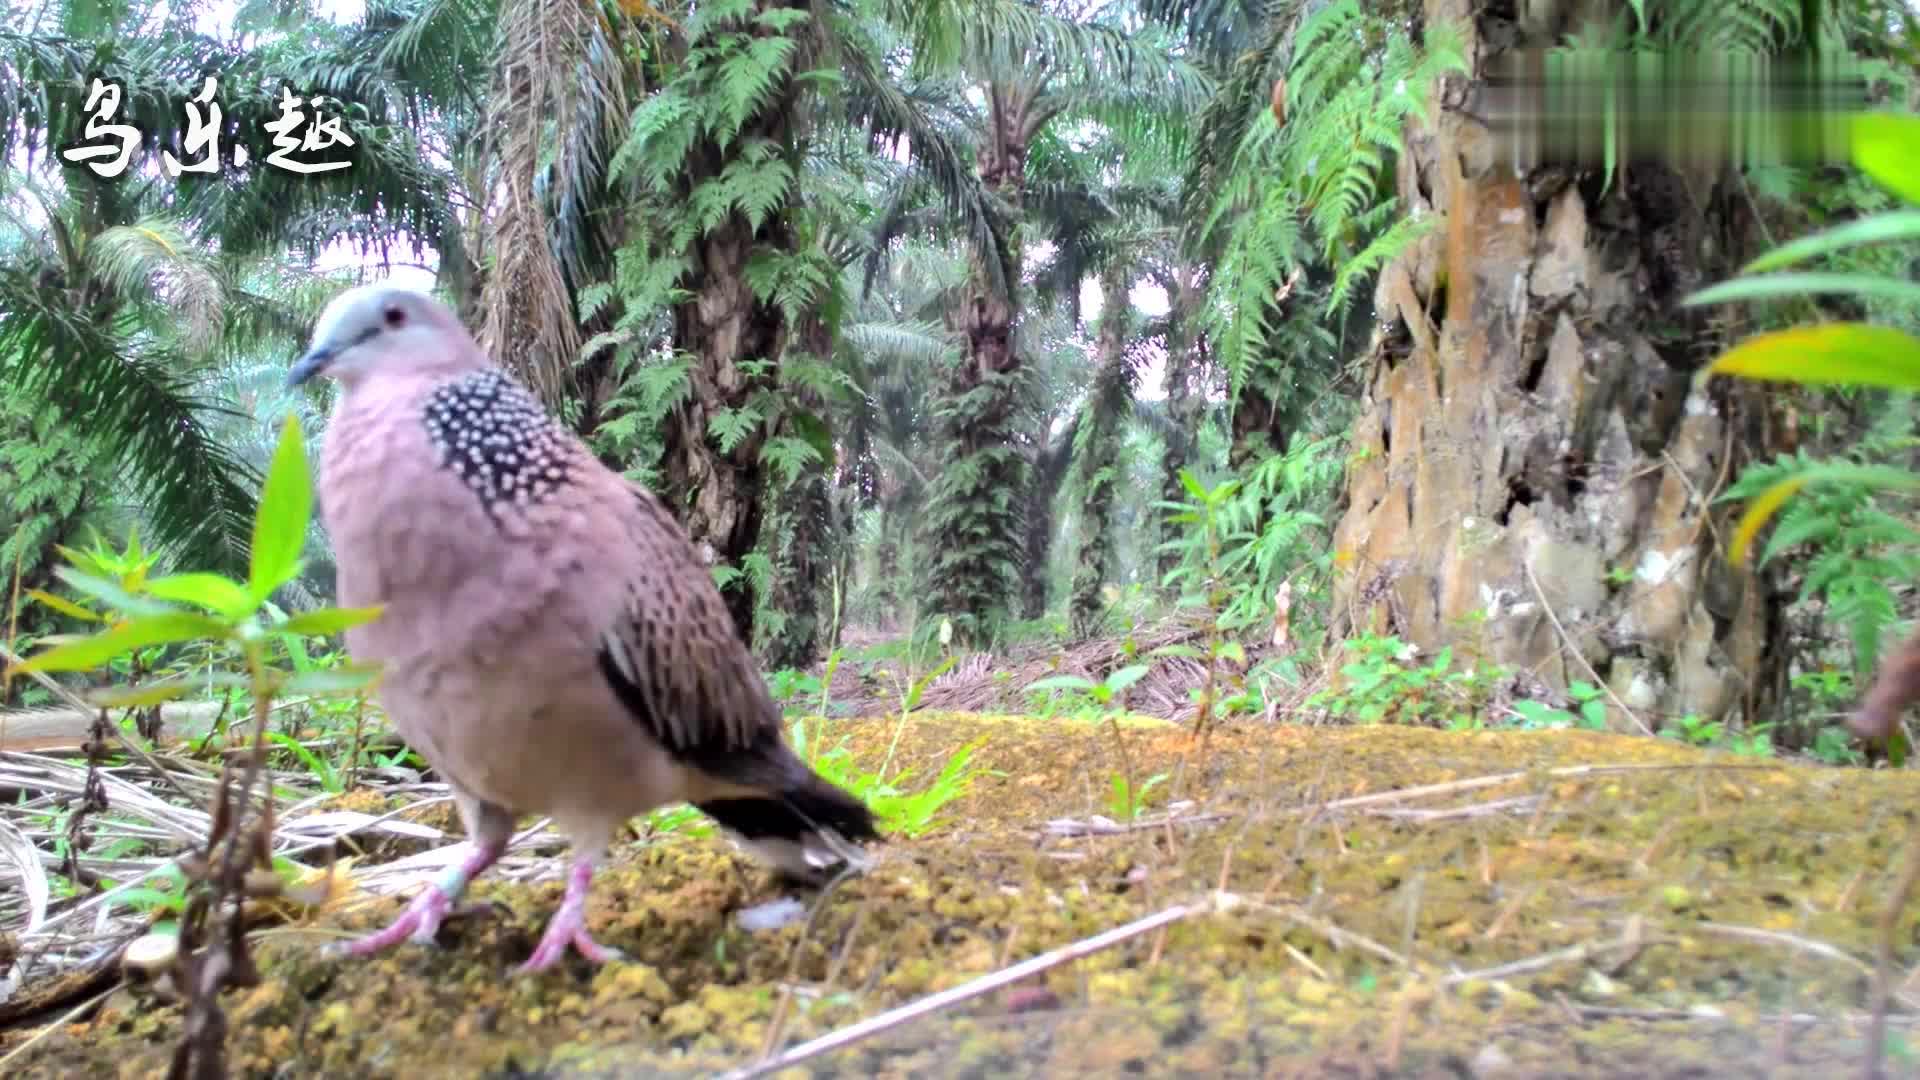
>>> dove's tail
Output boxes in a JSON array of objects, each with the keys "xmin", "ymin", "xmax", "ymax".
[{"xmin": 697, "ymin": 771, "xmax": 878, "ymax": 883}]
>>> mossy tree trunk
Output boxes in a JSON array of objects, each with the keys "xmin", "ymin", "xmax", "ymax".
[
  {"xmin": 761, "ymin": 465, "xmax": 831, "ymax": 669},
  {"xmin": 925, "ymin": 79, "xmax": 1035, "ymax": 644},
  {"xmin": 1018, "ymin": 420, "xmax": 1076, "ymax": 620},
  {"xmin": 1229, "ymin": 365, "xmax": 1304, "ymax": 471},
  {"xmin": 872, "ymin": 507, "xmax": 902, "ymax": 626},
  {"xmin": 759, "ymin": 313, "xmax": 837, "ymax": 669},
  {"xmin": 1329, "ymin": 0, "xmax": 1786, "ymax": 728},
  {"xmin": 1155, "ymin": 263, "xmax": 1207, "ymax": 595},
  {"xmin": 1069, "ymin": 267, "xmax": 1139, "ymax": 638},
  {"xmin": 651, "ymin": 0, "xmax": 822, "ymax": 644},
  {"xmin": 664, "ymin": 220, "xmax": 793, "ymax": 644}
]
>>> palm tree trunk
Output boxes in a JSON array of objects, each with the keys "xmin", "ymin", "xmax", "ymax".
[
  {"xmin": 652, "ymin": 0, "xmax": 816, "ymax": 642},
  {"xmin": 873, "ymin": 506, "xmax": 902, "ymax": 627},
  {"xmin": 1157, "ymin": 265, "xmax": 1206, "ymax": 593},
  {"xmin": 663, "ymin": 227, "xmax": 788, "ymax": 639},
  {"xmin": 1328, "ymin": 0, "xmax": 1785, "ymax": 728},
  {"xmin": 1018, "ymin": 420, "xmax": 1074, "ymax": 620},
  {"xmin": 760, "ymin": 315, "xmax": 836, "ymax": 669},
  {"xmin": 925, "ymin": 81, "xmax": 1035, "ymax": 644},
  {"xmin": 1070, "ymin": 267, "xmax": 1138, "ymax": 638}
]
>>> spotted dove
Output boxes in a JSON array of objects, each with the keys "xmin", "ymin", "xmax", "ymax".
[{"xmin": 288, "ymin": 283, "xmax": 877, "ymax": 973}]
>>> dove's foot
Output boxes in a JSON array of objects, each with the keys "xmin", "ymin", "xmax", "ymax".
[
  {"xmin": 516, "ymin": 856, "xmax": 625, "ymax": 973},
  {"xmin": 324, "ymin": 839, "xmax": 503, "ymax": 957}
]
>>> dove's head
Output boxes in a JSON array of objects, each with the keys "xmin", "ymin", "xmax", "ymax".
[{"xmin": 288, "ymin": 283, "xmax": 485, "ymax": 390}]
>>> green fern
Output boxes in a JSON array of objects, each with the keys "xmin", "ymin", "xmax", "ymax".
[
  {"xmin": 1189, "ymin": 2, "xmax": 1464, "ymax": 422},
  {"xmin": 709, "ymin": 405, "xmax": 766, "ymax": 454},
  {"xmin": 1724, "ymin": 433, "xmax": 1920, "ymax": 678}
]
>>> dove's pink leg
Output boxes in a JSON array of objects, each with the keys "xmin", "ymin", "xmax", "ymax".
[
  {"xmin": 517, "ymin": 855, "xmax": 625, "ymax": 973},
  {"xmin": 330, "ymin": 837, "xmax": 505, "ymax": 956}
]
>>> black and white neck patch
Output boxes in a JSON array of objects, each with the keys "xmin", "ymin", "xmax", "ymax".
[{"xmin": 421, "ymin": 371, "xmax": 573, "ymax": 510}]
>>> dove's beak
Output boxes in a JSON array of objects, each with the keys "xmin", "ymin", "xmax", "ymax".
[{"xmin": 287, "ymin": 345, "xmax": 337, "ymax": 388}]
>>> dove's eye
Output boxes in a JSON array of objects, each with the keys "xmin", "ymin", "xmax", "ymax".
[{"xmin": 384, "ymin": 305, "xmax": 406, "ymax": 328}]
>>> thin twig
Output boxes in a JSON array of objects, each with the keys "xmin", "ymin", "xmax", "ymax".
[
  {"xmin": 1443, "ymin": 941, "xmax": 1600, "ymax": 985},
  {"xmin": 1301, "ymin": 761, "xmax": 1772, "ymax": 817},
  {"xmin": 1520, "ymin": 559, "xmax": 1651, "ymax": 735},
  {"xmin": 1041, "ymin": 810, "xmax": 1231, "ymax": 837},
  {"xmin": 718, "ymin": 898, "xmax": 1218, "ymax": 1080},
  {"xmin": 1366, "ymin": 795, "xmax": 1544, "ymax": 823}
]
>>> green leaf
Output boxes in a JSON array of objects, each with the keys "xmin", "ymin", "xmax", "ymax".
[
  {"xmin": 142, "ymin": 573, "xmax": 256, "ymax": 619},
  {"xmin": 278, "ymin": 605, "xmax": 386, "ymax": 637},
  {"xmin": 53, "ymin": 568, "xmax": 178, "ymax": 616},
  {"xmin": 88, "ymin": 678, "xmax": 201, "ymax": 708},
  {"xmin": 114, "ymin": 887, "xmax": 187, "ymax": 914},
  {"xmin": 1579, "ymin": 700, "xmax": 1607, "ymax": 730},
  {"xmin": 904, "ymin": 654, "xmax": 956, "ymax": 710},
  {"xmin": 1149, "ymin": 643, "xmax": 1206, "ymax": 660},
  {"xmin": 1738, "ymin": 210, "xmax": 1920, "ymax": 273},
  {"xmin": 1704, "ymin": 324, "xmax": 1920, "ymax": 390},
  {"xmin": 1726, "ymin": 462, "xmax": 1920, "ymax": 567},
  {"xmin": 277, "ymin": 664, "xmax": 385, "ymax": 697},
  {"xmin": 1685, "ymin": 273, "xmax": 1920, "ymax": 309},
  {"xmin": 1104, "ymin": 664, "xmax": 1152, "ymax": 695},
  {"xmin": 250, "ymin": 415, "xmax": 313, "ymax": 603},
  {"xmin": 787, "ymin": 408, "xmax": 835, "ymax": 463},
  {"xmin": 265, "ymin": 732, "xmax": 341, "ymax": 792},
  {"xmin": 27, "ymin": 589, "xmax": 100, "ymax": 622},
  {"xmin": 19, "ymin": 613, "xmax": 230, "ymax": 674},
  {"xmin": 1851, "ymin": 112, "xmax": 1920, "ymax": 206}
]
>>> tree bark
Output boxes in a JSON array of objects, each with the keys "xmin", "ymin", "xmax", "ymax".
[
  {"xmin": 759, "ymin": 313, "xmax": 836, "ymax": 670},
  {"xmin": 1017, "ymin": 416, "xmax": 1078, "ymax": 620},
  {"xmin": 1069, "ymin": 267, "xmax": 1137, "ymax": 638},
  {"xmin": 1157, "ymin": 264, "xmax": 1207, "ymax": 593},
  {"xmin": 1328, "ymin": 0, "xmax": 1785, "ymax": 729},
  {"xmin": 655, "ymin": 0, "xmax": 815, "ymax": 643},
  {"xmin": 663, "ymin": 218, "xmax": 788, "ymax": 641},
  {"xmin": 926, "ymin": 80, "xmax": 1034, "ymax": 643}
]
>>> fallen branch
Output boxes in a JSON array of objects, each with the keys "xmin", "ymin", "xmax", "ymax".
[
  {"xmin": 1241, "ymin": 897, "xmax": 1409, "ymax": 968},
  {"xmin": 0, "ymin": 644, "xmax": 210, "ymax": 812},
  {"xmin": 0, "ymin": 980, "xmax": 120, "ymax": 1072},
  {"xmin": 1695, "ymin": 921, "xmax": 1919, "ymax": 1011},
  {"xmin": 1443, "ymin": 941, "xmax": 1601, "ymax": 985}
]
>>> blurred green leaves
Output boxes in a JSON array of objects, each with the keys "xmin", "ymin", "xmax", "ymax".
[{"xmin": 9, "ymin": 416, "xmax": 382, "ymax": 702}]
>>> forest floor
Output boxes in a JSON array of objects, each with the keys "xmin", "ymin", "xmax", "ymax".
[{"xmin": 5, "ymin": 709, "xmax": 1920, "ymax": 1077}]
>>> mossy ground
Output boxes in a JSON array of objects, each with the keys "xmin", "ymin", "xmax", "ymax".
[{"xmin": 9, "ymin": 712, "xmax": 1920, "ymax": 1077}]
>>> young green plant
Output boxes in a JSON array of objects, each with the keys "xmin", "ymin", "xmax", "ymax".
[{"xmin": 5, "ymin": 414, "xmax": 384, "ymax": 1078}]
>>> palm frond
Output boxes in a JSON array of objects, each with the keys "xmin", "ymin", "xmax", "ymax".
[
  {"xmin": 844, "ymin": 318, "xmax": 960, "ymax": 372},
  {"xmin": 477, "ymin": 0, "xmax": 626, "ymax": 408},
  {"xmin": 0, "ymin": 282, "xmax": 260, "ymax": 575},
  {"xmin": 88, "ymin": 217, "xmax": 226, "ymax": 353},
  {"xmin": 829, "ymin": 4, "xmax": 1013, "ymax": 304}
]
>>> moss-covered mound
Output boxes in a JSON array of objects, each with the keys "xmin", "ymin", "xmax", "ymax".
[{"xmin": 8, "ymin": 713, "xmax": 1920, "ymax": 1077}]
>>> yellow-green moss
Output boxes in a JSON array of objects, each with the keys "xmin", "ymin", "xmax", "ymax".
[{"xmin": 7, "ymin": 714, "xmax": 1920, "ymax": 1076}]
